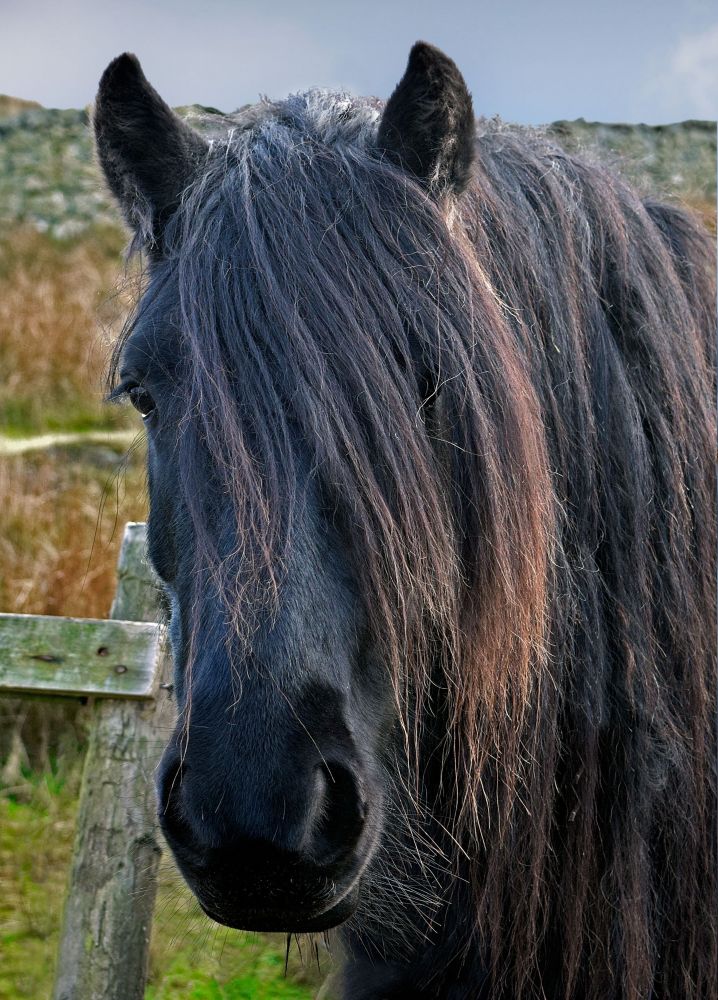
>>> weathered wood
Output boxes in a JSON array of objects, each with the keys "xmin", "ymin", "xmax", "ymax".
[
  {"xmin": 0, "ymin": 613, "xmax": 161, "ymax": 699},
  {"xmin": 52, "ymin": 523, "xmax": 176, "ymax": 1000}
]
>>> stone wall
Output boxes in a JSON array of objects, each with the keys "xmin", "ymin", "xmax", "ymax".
[{"xmin": 0, "ymin": 97, "xmax": 714, "ymax": 239}]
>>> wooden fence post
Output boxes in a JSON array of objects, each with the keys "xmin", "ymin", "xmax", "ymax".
[{"xmin": 52, "ymin": 523, "xmax": 175, "ymax": 1000}]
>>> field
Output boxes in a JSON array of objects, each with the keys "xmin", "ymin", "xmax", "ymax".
[{"xmin": 0, "ymin": 100, "xmax": 714, "ymax": 999}]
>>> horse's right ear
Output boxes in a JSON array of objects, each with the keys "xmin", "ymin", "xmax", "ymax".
[{"xmin": 93, "ymin": 53, "xmax": 208, "ymax": 246}]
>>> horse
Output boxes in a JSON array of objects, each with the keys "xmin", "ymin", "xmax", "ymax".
[{"xmin": 94, "ymin": 43, "xmax": 716, "ymax": 999}]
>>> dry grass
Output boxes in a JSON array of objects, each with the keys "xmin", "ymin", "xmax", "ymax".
[
  {"xmin": 0, "ymin": 442, "xmax": 147, "ymax": 617},
  {"xmin": 0, "ymin": 95, "xmax": 41, "ymax": 117},
  {"xmin": 0, "ymin": 226, "xmax": 148, "ymax": 779},
  {"xmin": 692, "ymin": 198, "xmax": 716, "ymax": 234},
  {"xmin": 0, "ymin": 441, "xmax": 148, "ymax": 831},
  {"xmin": 0, "ymin": 227, "xmax": 136, "ymax": 434},
  {"xmin": 0, "ymin": 224, "xmax": 148, "ymax": 782}
]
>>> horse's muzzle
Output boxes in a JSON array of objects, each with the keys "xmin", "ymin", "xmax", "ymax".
[{"xmin": 156, "ymin": 747, "xmax": 379, "ymax": 932}]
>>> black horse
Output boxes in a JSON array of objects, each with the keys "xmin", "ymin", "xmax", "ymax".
[{"xmin": 95, "ymin": 44, "xmax": 716, "ymax": 999}]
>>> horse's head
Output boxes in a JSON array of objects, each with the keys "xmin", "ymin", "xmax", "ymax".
[
  {"xmin": 87, "ymin": 30, "xmax": 718, "ymax": 999},
  {"xmin": 95, "ymin": 45, "xmax": 531, "ymax": 935}
]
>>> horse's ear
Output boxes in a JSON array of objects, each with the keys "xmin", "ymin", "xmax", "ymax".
[
  {"xmin": 93, "ymin": 53, "xmax": 208, "ymax": 246},
  {"xmin": 377, "ymin": 42, "xmax": 475, "ymax": 196}
]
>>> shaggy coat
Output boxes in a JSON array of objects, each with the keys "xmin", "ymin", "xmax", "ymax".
[{"xmin": 96, "ymin": 44, "xmax": 716, "ymax": 1000}]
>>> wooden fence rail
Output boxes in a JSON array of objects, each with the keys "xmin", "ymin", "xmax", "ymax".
[
  {"xmin": 0, "ymin": 522, "xmax": 175, "ymax": 1000},
  {"xmin": 0, "ymin": 614, "xmax": 161, "ymax": 699}
]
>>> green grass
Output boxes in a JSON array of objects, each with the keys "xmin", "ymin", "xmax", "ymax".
[
  {"xmin": 0, "ymin": 399, "xmax": 130, "ymax": 437},
  {"xmin": 144, "ymin": 954, "xmax": 321, "ymax": 1000},
  {"xmin": 0, "ymin": 777, "xmax": 79, "ymax": 999},
  {"xmin": 0, "ymin": 772, "xmax": 330, "ymax": 1000}
]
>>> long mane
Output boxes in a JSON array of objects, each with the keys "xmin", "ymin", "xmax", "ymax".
[{"xmin": 114, "ymin": 93, "xmax": 717, "ymax": 998}]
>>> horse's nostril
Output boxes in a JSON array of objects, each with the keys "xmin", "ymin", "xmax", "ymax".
[
  {"xmin": 306, "ymin": 761, "xmax": 367, "ymax": 867},
  {"xmin": 157, "ymin": 741, "xmax": 368, "ymax": 876}
]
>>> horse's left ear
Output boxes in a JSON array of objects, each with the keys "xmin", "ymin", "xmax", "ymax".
[
  {"xmin": 93, "ymin": 53, "xmax": 208, "ymax": 246},
  {"xmin": 377, "ymin": 42, "xmax": 475, "ymax": 196}
]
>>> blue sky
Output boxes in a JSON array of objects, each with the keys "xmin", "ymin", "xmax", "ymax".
[{"xmin": 1, "ymin": 0, "xmax": 716, "ymax": 123}]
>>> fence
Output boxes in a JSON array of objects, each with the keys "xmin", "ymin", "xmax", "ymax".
[{"xmin": 0, "ymin": 522, "xmax": 174, "ymax": 1000}]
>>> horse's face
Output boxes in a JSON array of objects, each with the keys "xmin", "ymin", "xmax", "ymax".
[
  {"xmin": 96, "ymin": 45, "xmax": 474, "ymax": 932},
  {"xmin": 116, "ymin": 283, "xmax": 393, "ymax": 931}
]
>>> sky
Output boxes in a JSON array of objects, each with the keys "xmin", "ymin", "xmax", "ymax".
[{"xmin": 1, "ymin": 0, "xmax": 716, "ymax": 124}]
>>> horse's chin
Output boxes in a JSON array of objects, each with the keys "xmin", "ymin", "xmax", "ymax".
[{"xmin": 197, "ymin": 880, "xmax": 361, "ymax": 933}]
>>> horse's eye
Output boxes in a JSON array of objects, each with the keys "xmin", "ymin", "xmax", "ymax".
[{"xmin": 128, "ymin": 385, "xmax": 156, "ymax": 419}]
